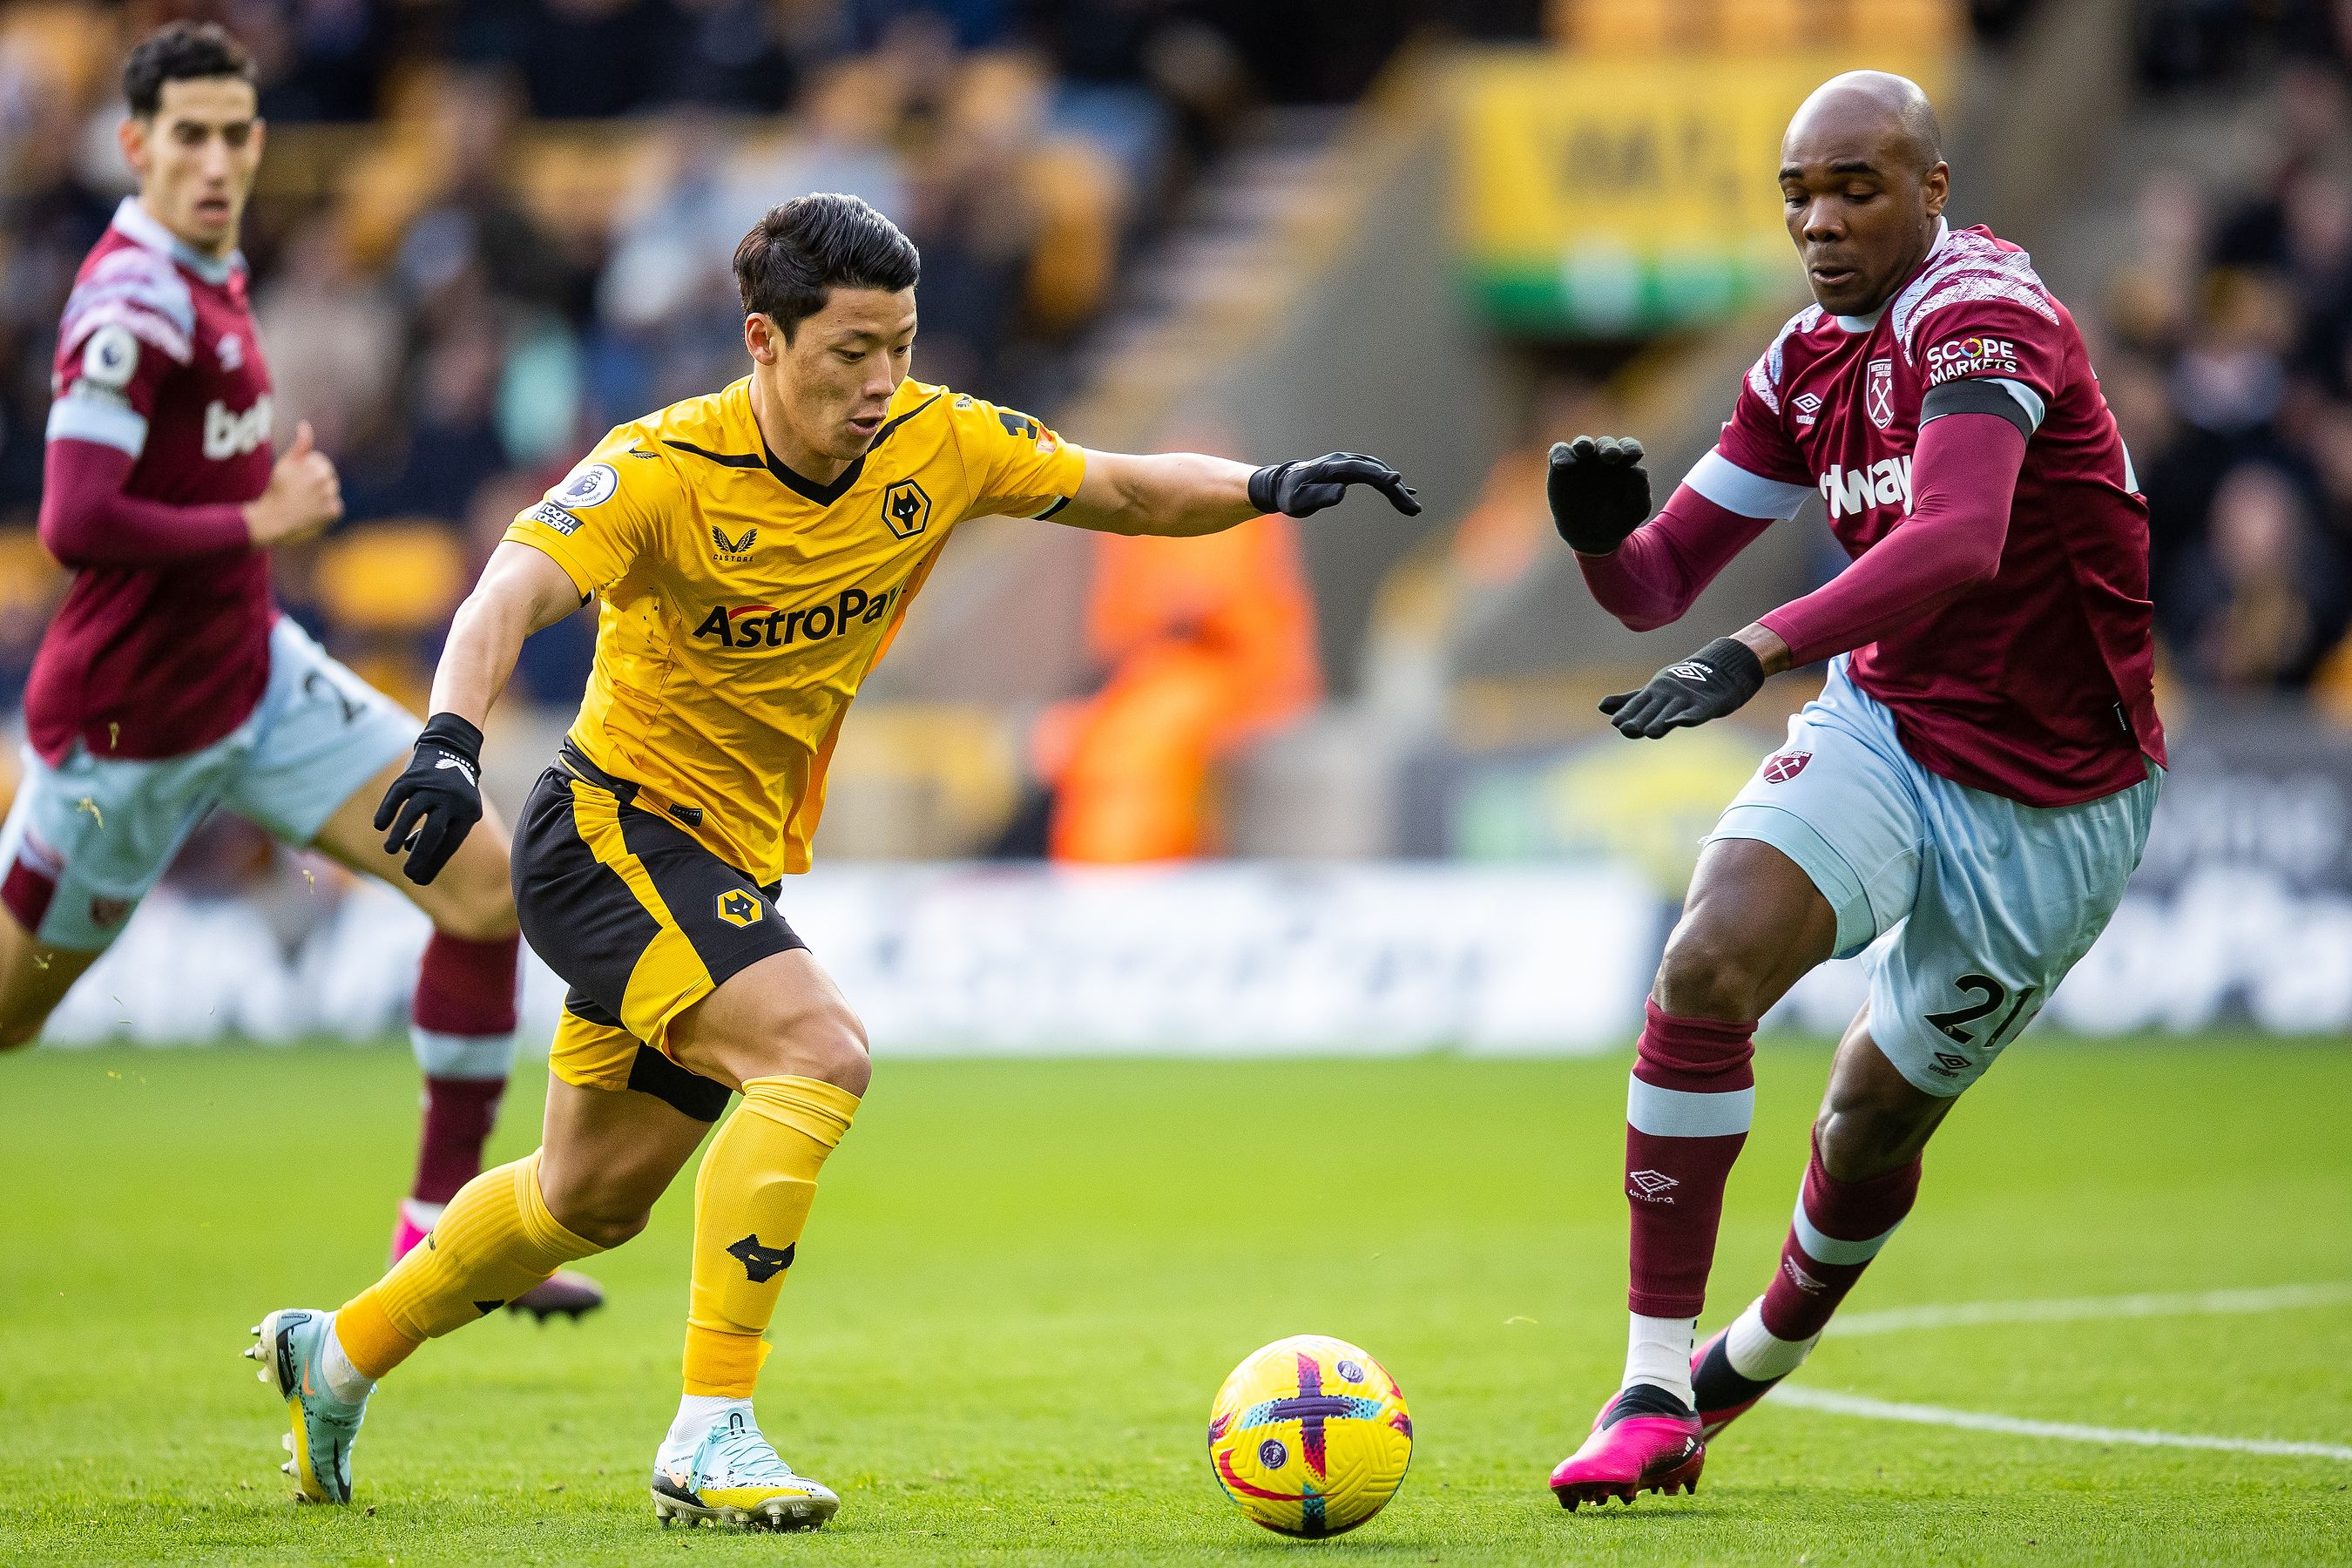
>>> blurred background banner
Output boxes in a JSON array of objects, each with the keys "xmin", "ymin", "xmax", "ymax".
[
  {"xmin": 5, "ymin": 0, "xmax": 2352, "ymax": 1050},
  {"xmin": 1450, "ymin": 47, "xmax": 1949, "ymax": 335}
]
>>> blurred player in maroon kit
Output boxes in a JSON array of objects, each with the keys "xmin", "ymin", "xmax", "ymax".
[
  {"xmin": 1542, "ymin": 72, "xmax": 2165, "ymax": 1506},
  {"xmin": 0, "ymin": 24, "xmax": 598, "ymax": 1320}
]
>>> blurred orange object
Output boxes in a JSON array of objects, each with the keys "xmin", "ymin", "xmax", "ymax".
[{"xmin": 1041, "ymin": 515, "xmax": 1321, "ymax": 862}]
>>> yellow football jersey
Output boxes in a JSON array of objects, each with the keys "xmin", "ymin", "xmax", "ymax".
[{"xmin": 505, "ymin": 375, "xmax": 1085, "ymax": 882}]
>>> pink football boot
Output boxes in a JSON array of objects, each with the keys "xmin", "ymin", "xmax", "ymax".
[{"xmin": 1548, "ymin": 1385, "xmax": 1706, "ymax": 1510}]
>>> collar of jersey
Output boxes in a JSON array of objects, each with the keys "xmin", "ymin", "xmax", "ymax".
[
  {"xmin": 111, "ymin": 197, "xmax": 243, "ymax": 287},
  {"xmin": 670, "ymin": 388, "xmax": 941, "ymax": 507},
  {"xmin": 1831, "ymin": 217, "xmax": 1950, "ymax": 334}
]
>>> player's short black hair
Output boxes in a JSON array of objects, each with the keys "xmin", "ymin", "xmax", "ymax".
[
  {"xmin": 733, "ymin": 194, "xmax": 920, "ymax": 341},
  {"xmin": 124, "ymin": 23, "xmax": 255, "ymax": 118}
]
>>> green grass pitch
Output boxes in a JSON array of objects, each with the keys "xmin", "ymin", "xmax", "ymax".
[{"xmin": 1, "ymin": 1036, "xmax": 2347, "ymax": 1565}]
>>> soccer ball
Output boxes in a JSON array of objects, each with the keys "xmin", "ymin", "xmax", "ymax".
[{"xmin": 1206, "ymin": 1335, "xmax": 1412, "ymax": 1538}]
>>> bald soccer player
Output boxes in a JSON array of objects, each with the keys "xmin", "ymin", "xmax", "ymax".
[{"xmin": 1542, "ymin": 72, "xmax": 2164, "ymax": 1507}]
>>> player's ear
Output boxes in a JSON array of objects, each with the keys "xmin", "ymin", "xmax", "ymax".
[
  {"xmin": 743, "ymin": 313, "xmax": 778, "ymax": 365},
  {"xmin": 118, "ymin": 113, "xmax": 148, "ymax": 178},
  {"xmin": 1923, "ymin": 160, "xmax": 1950, "ymax": 220}
]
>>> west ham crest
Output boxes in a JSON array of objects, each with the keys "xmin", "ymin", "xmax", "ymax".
[
  {"xmin": 1761, "ymin": 749, "xmax": 1812, "ymax": 784},
  {"xmin": 1866, "ymin": 357, "xmax": 1895, "ymax": 429}
]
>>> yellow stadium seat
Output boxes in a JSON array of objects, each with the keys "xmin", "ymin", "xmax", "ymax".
[
  {"xmin": 0, "ymin": 530, "xmax": 64, "ymax": 618},
  {"xmin": 1554, "ymin": 0, "xmax": 1691, "ymax": 54},
  {"xmin": 1717, "ymin": 0, "xmax": 1815, "ymax": 51},
  {"xmin": 311, "ymin": 522, "xmax": 469, "ymax": 634},
  {"xmin": 1842, "ymin": 0, "xmax": 1961, "ymax": 51}
]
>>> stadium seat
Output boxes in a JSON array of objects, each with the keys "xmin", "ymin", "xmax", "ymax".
[
  {"xmin": 1716, "ymin": 0, "xmax": 1813, "ymax": 52},
  {"xmin": 311, "ymin": 522, "xmax": 469, "ymax": 634},
  {"xmin": 1842, "ymin": 0, "xmax": 1960, "ymax": 51},
  {"xmin": 1552, "ymin": 0, "xmax": 1689, "ymax": 54}
]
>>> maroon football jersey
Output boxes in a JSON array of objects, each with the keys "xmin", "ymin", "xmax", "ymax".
[
  {"xmin": 29, "ymin": 198, "xmax": 277, "ymax": 762},
  {"xmin": 1715, "ymin": 222, "xmax": 2165, "ymax": 807}
]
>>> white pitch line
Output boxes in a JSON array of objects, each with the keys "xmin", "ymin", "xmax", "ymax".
[
  {"xmin": 1832, "ymin": 1281, "xmax": 2352, "ymax": 1337},
  {"xmin": 1774, "ymin": 1387, "xmax": 2352, "ymax": 1462}
]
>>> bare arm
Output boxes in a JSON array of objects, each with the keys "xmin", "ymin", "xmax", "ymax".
[
  {"xmin": 1055, "ymin": 449, "xmax": 1419, "ymax": 536},
  {"xmin": 428, "ymin": 539, "xmax": 586, "ymax": 728},
  {"xmin": 1056, "ymin": 450, "xmax": 1262, "ymax": 537}
]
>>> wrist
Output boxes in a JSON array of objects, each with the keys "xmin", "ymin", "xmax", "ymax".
[
  {"xmin": 1246, "ymin": 463, "xmax": 1284, "ymax": 515},
  {"xmin": 418, "ymin": 711, "xmax": 484, "ymax": 765},
  {"xmin": 1693, "ymin": 633, "xmax": 1766, "ymax": 695},
  {"xmin": 1733, "ymin": 621, "xmax": 1794, "ymax": 676}
]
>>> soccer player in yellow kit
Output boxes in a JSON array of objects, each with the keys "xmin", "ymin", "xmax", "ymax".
[{"xmin": 247, "ymin": 193, "xmax": 1419, "ymax": 1527}]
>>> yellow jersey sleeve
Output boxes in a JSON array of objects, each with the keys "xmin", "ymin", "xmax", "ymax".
[
  {"xmin": 944, "ymin": 393, "xmax": 1087, "ymax": 522},
  {"xmin": 504, "ymin": 428, "xmax": 679, "ymax": 596}
]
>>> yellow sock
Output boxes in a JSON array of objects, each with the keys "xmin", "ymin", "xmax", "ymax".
[
  {"xmin": 335, "ymin": 1151, "xmax": 605, "ymax": 1380},
  {"xmin": 683, "ymin": 1075, "xmax": 861, "ymax": 1397}
]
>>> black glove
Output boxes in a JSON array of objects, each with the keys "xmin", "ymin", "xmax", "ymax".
[
  {"xmin": 1249, "ymin": 453, "xmax": 1421, "ymax": 517},
  {"xmin": 1600, "ymin": 636, "xmax": 1766, "ymax": 739},
  {"xmin": 1547, "ymin": 434, "xmax": 1652, "ymax": 554},
  {"xmin": 375, "ymin": 713, "xmax": 485, "ymax": 885}
]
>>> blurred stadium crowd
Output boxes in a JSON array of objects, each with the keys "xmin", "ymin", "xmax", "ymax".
[{"xmin": 0, "ymin": 0, "xmax": 1450, "ymax": 717}]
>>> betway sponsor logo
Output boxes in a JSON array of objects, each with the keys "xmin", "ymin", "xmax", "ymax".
[
  {"xmin": 1818, "ymin": 455, "xmax": 1912, "ymax": 520},
  {"xmin": 202, "ymin": 394, "xmax": 272, "ymax": 460},
  {"xmin": 693, "ymin": 584, "xmax": 901, "ymax": 650}
]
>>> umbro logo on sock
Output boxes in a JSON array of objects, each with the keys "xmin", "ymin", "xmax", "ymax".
[
  {"xmin": 728, "ymin": 1233, "xmax": 796, "ymax": 1283},
  {"xmin": 1628, "ymin": 1170, "xmax": 1680, "ymax": 1202},
  {"xmin": 1781, "ymin": 1257, "xmax": 1827, "ymax": 1294}
]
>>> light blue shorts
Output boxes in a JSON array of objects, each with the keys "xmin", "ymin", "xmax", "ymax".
[
  {"xmin": 1708, "ymin": 658, "xmax": 2161, "ymax": 1097},
  {"xmin": 0, "ymin": 617, "xmax": 417, "ymax": 950}
]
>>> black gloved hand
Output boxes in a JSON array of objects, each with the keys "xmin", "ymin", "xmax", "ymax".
[
  {"xmin": 375, "ymin": 713, "xmax": 485, "ymax": 885},
  {"xmin": 1248, "ymin": 453, "xmax": 1422, "ymax": 517},
  {"xmin": 1547, "ymin": 435, "xmax": 1652, "ymax": 554},
  {"xmin": 1600, "ymin": 636, "xmax": 1766, "ymax": 739}
]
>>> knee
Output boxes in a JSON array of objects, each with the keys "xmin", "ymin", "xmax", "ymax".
[
  {"xmin": 1815, "ymin": 1092, "xmax": 1928, "ymax": 1182},
  {"xmin": 431, "ymin": 879, "xmax": 518, "ymax": 944},
  {"xmin": 1653, "ymin": 916, "xmax": 1782, "ymax": 1022},
  {"xmin": 759, "ymin": 1001, "xmax": 871, "ymax": 1098},
  {"xmin": 539, "ymin": 1173, "xmax": 654, "ymax": 1250}
]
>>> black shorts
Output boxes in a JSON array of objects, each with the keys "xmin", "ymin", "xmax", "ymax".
[{"xmin": 516, "ymin": 745, "xmax": 807, "ymax": 1120}]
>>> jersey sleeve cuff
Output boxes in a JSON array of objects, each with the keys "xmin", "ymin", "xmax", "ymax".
[
  {"xmin": 1682, "ymin": 449, "xmax": 1813, "ymax": 520},
  {"xmin": 502, "ymin": 521, "xmax": 596, "ymax": 597},
  {"xmin": 46, "ymin": 394, "xmax": 148, "ymax": 458}
]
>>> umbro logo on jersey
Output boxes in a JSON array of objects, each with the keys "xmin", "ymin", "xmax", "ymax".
[
  {"xmin": 1628, "ymin": 1170, "xmax": 1679, "ymax": 1202},
  {"xmin": 711, "ymin": 524, "xmax": 757, "ymax": 561},
  {"xmin": 1930, "ymin": 1051, "xmax": 1971, "ymax": 1077},
  {"xmin": 882, "ymin": 478, "xmax": 932, "ymax": 540},
  {"xmin": 715, "ymin": 889, "xmax": 762, "ymax": 927},
  {"xmin": 693, "ymin": 584, "xmax": 902, "ymax": 650}
]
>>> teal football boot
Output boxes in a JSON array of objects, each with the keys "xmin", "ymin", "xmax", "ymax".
[{"xmin": 245, "ymin": 1308, "xmax": 368, "ymax": 1504}]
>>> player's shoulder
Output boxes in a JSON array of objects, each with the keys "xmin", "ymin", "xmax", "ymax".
[
  {"xmin": 59, "ymin": 226, "xmax": 199, "ymax": 363},
  {"xmin": 1889, "ymin": 223, "xmax": 2063, "ymax": 361},
  {"xmin": 1742, "ymin": 303, "xmax": 1828, "ymax": 415}
]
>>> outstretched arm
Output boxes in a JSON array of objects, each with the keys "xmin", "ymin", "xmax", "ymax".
[
  {"xmin": 1551, "ymin": 436, "xmax": 1809, "ymax": 631},
  {"xmin": 1055, "ymin": 449, "xmax": 1420, "ymax": 537},
  {"xmin": 376, "ymin": 541, "xmax": 582, "ymax": 883},
  {"xmin": 1601, "ymin": 409, "xmax": 2028, "ymax": 739}
]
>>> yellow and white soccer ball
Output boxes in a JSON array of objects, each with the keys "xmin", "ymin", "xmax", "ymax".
[{"xmin": 1206, "ymin": 1335, "xmax": 1412, "ymax": 1538}]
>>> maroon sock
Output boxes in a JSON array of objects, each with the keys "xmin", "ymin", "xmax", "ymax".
[
  {"xmin": 408, "ymin": 932, "xmax": 521, "ymax": 1206},
  {"xmin": 1758, "ymin": 1128, "xmax": 1922, "ymax": 1342},
  {"xmin": 1625, "ymin": 1000, "xmax": 1757, "ymax": 1319}
]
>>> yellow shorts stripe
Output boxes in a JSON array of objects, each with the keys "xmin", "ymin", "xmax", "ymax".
[{"xmin": 564, "ymin": 776, "xmax": 717, "ymax": 1052}]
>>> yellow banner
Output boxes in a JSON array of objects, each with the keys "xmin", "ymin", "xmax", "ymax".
[{"xmin": 1451, "ymin": 50, "xmax": 1948, "ymax": 329}]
